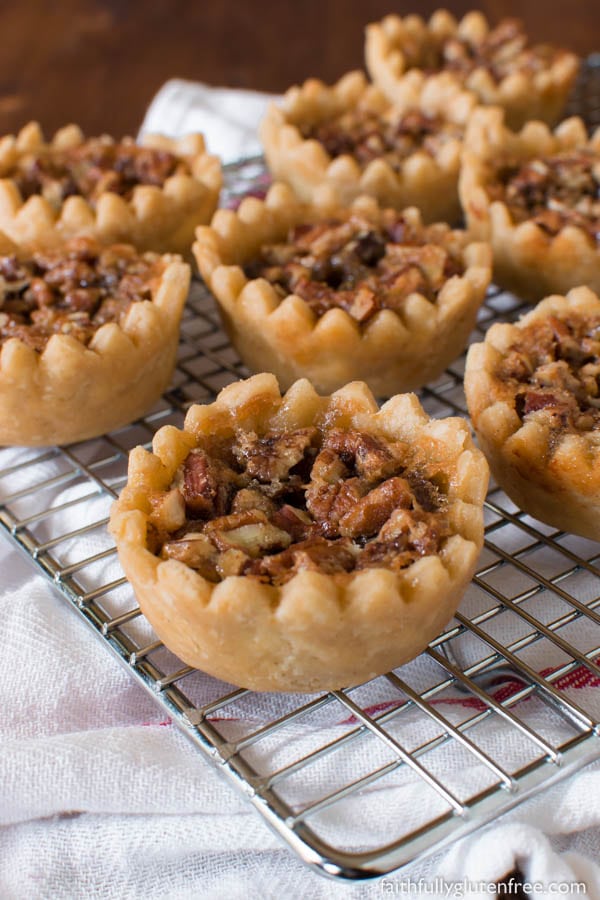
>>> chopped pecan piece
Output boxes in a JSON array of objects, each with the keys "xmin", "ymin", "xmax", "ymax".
[
  {"xmin": 522, "ymin": 390, "xmax": 559, "ymax": 415},
  {"xmin": 216, "ymin": 548, "xmax": 250, "ymax": 579},
  {"xmin": 348, "ymin": 287, "xmax": 379, "ymax": 322},
  {"xmin": 310, "ymin": 447, "xmax": 348, "ymax": 483},
  {"xmin": 323, "ymin": 429, "xmax": 399, "ymax": 481},
  {"xmin": 205, "ymin": 509, "xmax": 291, "ymax": 557},
  {"xmin": 373, "ymin": 507, "xmax": 450, "ymax": 560},
  {"xmin": 234, "ymin": 427, "xmax": 317, "ymax": 482},
  {"xmin": 338, "ymin": 476, "xmax": 412, "ymax": 538},
  {"xmin": 214, "ymin": 521, "xmax": 291, "ymax": 557},
  {"xmin": 180, "ymin": 449, "xmax": 237, "ymax": 518},
  {"xmin": 252, "ymin": 536, "xmax": 358, "ymax": 584},
  {"xmin": 161, "ymin": 532, "xmax": 219, "ymax": 581},
  {"xmin": 231, "ymin": 487, "xmax": 276, "ymax": 516},
  {"xmin": 497, "ymin": 348, "xmax": 534, "ymax": 382},
  {"xmin": 271, "ymin": 504, "xmax": 315, "ymax": 542},
  {"xmin": 305, "ymin": 477, "xmax": 367, "ymax": 538}
]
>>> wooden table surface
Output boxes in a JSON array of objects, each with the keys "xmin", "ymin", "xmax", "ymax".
[{"xmin": 1, "ymin": 0, "xmax": 598, "ymax": 138}]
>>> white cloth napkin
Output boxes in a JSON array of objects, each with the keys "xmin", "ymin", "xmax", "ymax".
[
  {"xmin": 139, "ymin": 79, "xmax": 275, "ymax": 163},
  {"xmin": 2, "ymin": 85, "xmax": 600, "ymax": 899}
]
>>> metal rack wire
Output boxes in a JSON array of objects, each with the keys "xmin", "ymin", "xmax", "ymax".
[{"xmin": 2, "ymin": 62, "xmax": 600, "ymax": 881}]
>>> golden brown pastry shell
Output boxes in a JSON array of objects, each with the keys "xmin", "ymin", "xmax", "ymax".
[
  {"xmin": 260, "ymin": 69, "xmax": 477, "ymax": 224},
  {"xmin": 465, "ymin": 286, "xmax": 600, "ymax": 540},
  {"xmin": 110, "ymin": 373, "xmax": 488, "ymax": 692},
  {"xmin": 459, "ymin": 107, "xmax": 600, "ymax": 302},
  {"xmin": 0, "ymin": 233, "xmax": 190, "ymax": 446},
  {"xmin": 193, "ymin": 184, "xmax": 491, "ymax": 397},
  {"xmin": 0, "ymin": 123, "xmax": 221, "ymax": 257},
  {"xmin": 365, "ymin": 10, "xmax": 578, "ymax": 130}
]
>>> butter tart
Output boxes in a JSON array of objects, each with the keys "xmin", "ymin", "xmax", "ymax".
[
  {"xmin": 0, "ymin": 122, "xmax": 221, "ymax": 255},
  {"xmin": 460, "ymin": 108, "xmax": 600, "ymax": 301},
  {"xmin": 194, "ymin": 184, "xmax": 491, "ymax": 397},
  {"xmin": 110, "ymin": 373, "xmax": 488, "ymax": 692},
  {"xmin": 0, "ymin": 234, "xmax": 190, "ymax": 446},
  {"xmin": 366, "ymin": 11, "xmax": 578, "ymax": 130},
  {"xmin": 465, "ymin": 286, "xmax": 600, "ymax": 540},
  {"xmin": 260, "ymin": 69, "xmax": 477, "ymax": 223}
]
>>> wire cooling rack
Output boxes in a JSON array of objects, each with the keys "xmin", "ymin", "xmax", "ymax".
[{"xmin": 2, "ymin": 62, "xmax": 600, "ymax": 882}]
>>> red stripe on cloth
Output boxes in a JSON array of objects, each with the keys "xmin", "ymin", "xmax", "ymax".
[
  {"xmin": 134, "ymin": 662, "xmax": 600, "ymax": 727},
  {"xmin": 339, "ymin": 661, "xmax": 600, "ymax": 724}
]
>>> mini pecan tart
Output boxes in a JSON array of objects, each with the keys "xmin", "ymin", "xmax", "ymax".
[
  {"xmin": 366, "ymin": 11, "xmax": 578, "ymax": 130},
  {"xmin": 260, "ymin": 70, "xmax": 477, "ymax": 223},
  {"xmin": 460, "ymin": 108, "xmax": 600, "ymax": 301},
  {"xmin": 194, "ymin": 184, "xmax": 491, "ymax": 396},
  {"xmin": 0, "ymin": 122, "xmax": 221, "ymax": 255},
  {"xmin": 465, "ymin": 287, "xmax": 600, "ymax": 540},
  {"xmin": 0, "ymin": 234, "xmax": 190, "ymax": 446},
  {"xmin": 110, "ymin": 373, "xmax": 488, "ymax": 691}
]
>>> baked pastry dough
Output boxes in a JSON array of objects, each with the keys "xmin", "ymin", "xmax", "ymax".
[
  {"xmin": 260, "ymin": 69, "xmax": 477, "ymax": 223},
  {"xmin": 110, "ymin": 372, "xmax": 488, "ymax": 692},
  {"xmin": 366, "ymin": 11, "xmax": 578, "ymax": 130},
  {"xmin": 0, "ymin": 234, "xmax": 190, "ymax": 446},
  {"xmin": 194, "ymin": 184, "xmax": 491, "ymax": 396},
  {"xmin": 465, "ymin": 286, "xmax": 600, "ymax": 540},
  {"xmin": 0, "ymin": 122, "xmax": 221, "ymax": 256},
  {"xmin": 459, "ymin": 107, "xmax": 600, "ymax": 302}
]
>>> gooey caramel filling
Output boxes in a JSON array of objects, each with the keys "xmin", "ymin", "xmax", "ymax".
[
  {"xmin": 414, "ymin": 18, "xmax": 564, "ymax": 84},
  {"xmin": 4, "ymin": 138, "xmax": 189, "ymax": 208},
  {"xmin": 244, "ymin": 212, "xmax": 464, "ymax": 325},
  {"xmin": 488, "ymin": 150, "xmax": 600, "ymax": 241},
  {"xmin": 301, "ymin": 107, "xmax": 462, "ymax": 172},
  {"xmin": 0, "ymin": 237, "xmax": 161, "ymax": 352},
  {"xmin": 149, "ymin": 425, "xmax": 450, "ymax": 586},
  {"xmin": 497, "ymin": 313, "xmax": 600, "ymax": 437}
]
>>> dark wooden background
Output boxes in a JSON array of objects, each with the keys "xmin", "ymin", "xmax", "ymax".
[{"xmin": 1, "ymin": 0, "xmax": 598, "ymax": 137}]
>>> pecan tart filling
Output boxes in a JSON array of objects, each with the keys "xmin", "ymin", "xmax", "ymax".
[
  {"xmin": 150, "ymin": 424, "xmax": 449, "ymax": 587},
  {"xmin": 0, "ymin": 236, "xmax": 162, "ymax": 352},
  {"xmin": 417, "ymin": 18, "xmax": 564, "ymax": 85},
  {"xmin": 243, "ymin": 211, "xmax": 464, "ymax": 326},
  {"xmin": 300, "ymin": 107, "xmax": 463, "ymax": 174},
  {"xmin": 487, "ymin": 150, "xmax": 600, "ymax": 242},
  {"xmin": 495, "ymin": 313, "xmax": 600, "ymax": 436},
  {"xmin": 8, "ymin": 138, "xmax": 188, "ymax": 209}
]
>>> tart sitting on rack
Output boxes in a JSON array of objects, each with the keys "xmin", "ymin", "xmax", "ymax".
[
  {"xmin": 0, "ymin": 122, "xmax": 221, "ymax": 255},
  {"xmin": 465, "ymin": 287, "xmax": 600, "ymax": 540},
  {"xmin": 110, "ymin": 373, "xmax": 488, "ymax": 692},
  {"xmin": 260, "ymin": 70, "xmax": 477, "ymax": 223},
  {"xmin": 0, "ymin": 233, "xmax": 190, "ymax": 446},
  {"xmin": 459, "ymin": 107, "xmax": 600, "ymax": 302},
  {"xmin": 193, "ymin": 184, "xmax": 491, "ymax": 397},
  {"xmin": 365, "ymin": 11, "xmax": 578, "ymax": 130}
]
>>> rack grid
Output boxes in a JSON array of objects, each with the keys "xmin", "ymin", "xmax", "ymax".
[{"xmin": 1, "ymin": 62, "xmax": 600, "ymax": 881}]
